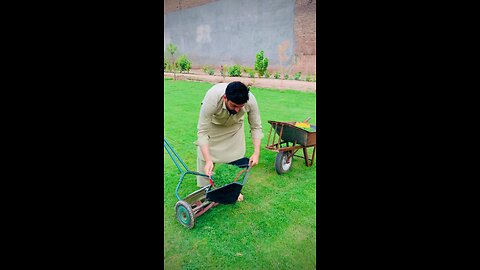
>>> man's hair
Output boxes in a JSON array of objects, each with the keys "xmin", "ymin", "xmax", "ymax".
[{"xmin": 225, "ymin": 81, "xmax": 249, "ymax": 104}]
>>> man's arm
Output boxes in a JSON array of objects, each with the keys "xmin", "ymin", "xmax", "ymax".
[
  {"xmin": 247, "ymin": 94, "xmax": 264, "ymax": 167},
  {"xmin": 200, "ymin": 144, "xmax": 214, "ymax": 176},
  {"xmin": 197, "ymin": 92, "xmax": 217, "ymax": 176},
  {"xmin": 249, "ymin": 138, "xmax": 261, "ymax": 167}
]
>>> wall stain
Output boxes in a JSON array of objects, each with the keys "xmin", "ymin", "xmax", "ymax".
[{"xmin": 196, "ymin": 24, "xmax": 212, "ymax": 43}]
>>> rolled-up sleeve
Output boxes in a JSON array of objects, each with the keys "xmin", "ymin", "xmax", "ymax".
[
  {"xmin": 247, "ymin": 95, "xmax": 264, "ymax": 140},
  {"xmin": 196, "ymin": 95, "xmax": 217, "ymax": 146}
]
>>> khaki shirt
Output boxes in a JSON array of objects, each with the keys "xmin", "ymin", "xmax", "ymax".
[{"xmin": 196, "ymin": 83, "xmax": 264, "ymax": 163}]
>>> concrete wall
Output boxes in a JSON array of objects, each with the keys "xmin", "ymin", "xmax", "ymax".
[{"xmin": 164, "ymin": 0, "xmax": 316, "ymax": 74}]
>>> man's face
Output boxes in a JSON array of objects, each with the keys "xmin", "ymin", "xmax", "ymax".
[{"xmin": 223, "ymin": 96, "xmax": 245, "ymax": 115}]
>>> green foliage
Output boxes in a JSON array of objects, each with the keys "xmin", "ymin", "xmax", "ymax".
[
  {"xmin": 314, "ymin": 74, "xmax": 316, "ymax": 82},
  {"xmin": 164, "ymin": 56, "xmax": 166, "ymax": 71},
  {"xmin": 212, "ymin": 164, "xmax": 245, "ymax": 188},
  {"xmin": 294, "ymin": 72, "xmax": 302, "ymax": 81},
  {"xmin": 176, "ymin": 54, "xmax": 191, "ymax": 73},
  {"xmin": 243, "ymin": 67, "xmax": 255, "ymax": 78},
  {"xmin": 165, "ymin": 61, "xmax": 177, "ymax": 72},
  {"xmin": 166, "ymin": 43, "xmax": 178, "ymax": 73},
  {"xmin": 202, "ymin": 65, "xmax": 209, "ymax": 73},
  {"xmin": 220, "ymin": 65, "xmax": 228, "ymax": 77},
  {"xmin": 305, "ymin": 74, "xmax": 312, "ymax": 82},
  {"xmin": 274, "ymin": 72, "xmax": 280, "ymax": 79},
  {"xmin": 254, "ymin": 50, "xmax": 269, "ymax": 77},
  {"xmin": 264, "ymin": 71, "xmax": 271, "ymax": 78},
  {"xmin": 228, "ymin": 64, "xmax": 242, "ymax": 77},
  {"xmin": 166, "ymin": 43, "xmax": 177, "ymax": 56},
  {"xmin": 284, "ymin": 73, "xmax": 289, "ymax": 80}
]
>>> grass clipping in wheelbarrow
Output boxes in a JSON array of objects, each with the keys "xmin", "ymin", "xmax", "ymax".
[
  {"xmin": 294, "ymin": 122, "xmax": 316, "ymax": 132},
  {"xmin": 212, "ymin": 164, "xmax": 245, "ymax": 188}
]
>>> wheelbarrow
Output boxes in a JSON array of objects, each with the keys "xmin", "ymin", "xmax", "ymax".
[
  {"xmin": 164, "ymin": 137, "xmax": 251, "ymax": 229},
  {"xmin": 265, "ymin": 118, "xmax": 317, "ymax": 174}
]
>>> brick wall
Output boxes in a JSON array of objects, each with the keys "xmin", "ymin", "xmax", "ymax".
[{"xmin": 294, "ymin": 0, "xmax": 316, "ymax": 75}]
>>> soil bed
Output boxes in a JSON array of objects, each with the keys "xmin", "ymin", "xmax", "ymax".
[{"xmin": 164, "ymin": 69, "xmax": 316, "ymax": 92}]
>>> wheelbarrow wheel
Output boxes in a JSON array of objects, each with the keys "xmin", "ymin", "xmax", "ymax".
[
  {"xmin": 175, "ymin": 200, "xmax": 195, "ymax": 229},
  {"xmin": 275, "ymin": 151, "xmax": 293, "ymax": 174}
]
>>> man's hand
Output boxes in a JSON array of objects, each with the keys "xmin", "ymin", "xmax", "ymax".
[
  {"xmin": 249, "ymin": 152, "xmax": 259, "ymax": 168},
  {"xmin": 204, "ymin": 160, "xmax": 214, "ymax": 176}
]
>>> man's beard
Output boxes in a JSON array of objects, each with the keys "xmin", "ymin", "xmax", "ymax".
[{"xmin": 228, "ymin": 109, "xmax": 237, "ymax": 115}]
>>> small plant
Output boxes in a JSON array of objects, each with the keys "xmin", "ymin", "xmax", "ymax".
[
  {"xmin": 284, "ymin": 73, "xmax": 289, "ymax": 80},
  {"xmin": 166, "ymin": 43, "xmax": 178, "ymax": 80},
  {"xmin": 294, "ymin": 72, "xmax": 302, "ymax": 80},
  {"xmin": 254, "ymin": 50, "xmax": 269, "ymax": 77},
  {"xmin": 228, "ymin": 64, "xmax": 242, "ymax": 77},
  {"xmin": 274, "ymin": 72, "xmax": 280, "ymax": 79},
  {"xmin": 314, "ymin": 74, "xmax": 316, "ymax": 82},
  {"xmin": 264, "ymin": 71, "xmax": 271, "ymax": 78},
  {"xmin": 165, "ymin": 61, "xmax": 178, "ymax": 73},
  {"xmin": 248, "ymin": 70, "xmax": 255, "ymax": 78},
  {"xmin": 220, "ymin": 65, "xmax": 228, "ymax": 78},
  {"xmin": 305, "ymin": 74, "xmax": 312, "ymax": 82},
  {"xmin": 203, "ymin": 65, "xmax": 215, "ymax": 75},
  {"xmin": 176, "ymin": 54, "xmax": 192, "ymax": 73},
  {"xmin": 164, "ymin": 56, "xmax": 167, "ymax": 71},
  {"xmin": 166, "ymin": 43, "xmax": 177, "ymax": 72}
]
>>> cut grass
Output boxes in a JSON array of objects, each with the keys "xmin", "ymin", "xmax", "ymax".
[
  {"xmin": 164, "ymin": 78, "xmax": 316, "ymax": 269},
  {"xmin": 212, "ymin": 163, "xmax": 245, "ymax": 188}
]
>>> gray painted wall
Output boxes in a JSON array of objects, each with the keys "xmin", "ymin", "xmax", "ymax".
[{"xmin": 164, "ymin": 0, "xmax": 295, "ymax": 69}]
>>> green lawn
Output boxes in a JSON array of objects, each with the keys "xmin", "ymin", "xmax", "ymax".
[{"xmin": 164, "ymin": 78, "xmax": 317, "ymax": 269}]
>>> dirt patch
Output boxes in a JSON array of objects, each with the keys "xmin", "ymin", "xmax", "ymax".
[{"xmin": 164, "ymin": 69, "xmax": 316, "ymax": 92}]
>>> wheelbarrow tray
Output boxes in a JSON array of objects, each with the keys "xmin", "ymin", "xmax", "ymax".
[{"xmin": 268, "ymin": 120, "xmax": 316, "ymax": 147}]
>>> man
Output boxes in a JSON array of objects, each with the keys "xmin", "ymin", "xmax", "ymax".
[{"xmin": 195, "ymin": 81, "xmax": 264, "ymax": 201}]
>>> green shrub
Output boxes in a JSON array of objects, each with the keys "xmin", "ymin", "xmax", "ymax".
[
  {"xmin": 228, "ymin": 64, "xmax": 242, "ymax": 77},
  {"xmin": 264, "ymin": 71, "xmax": 271, "ymax": 78},
  {"xmin": 314, "ymin": 74, "xmax": 316, "ymax": 82},
  {"xmin": 248, "ymin": 70, "xmax": 255, "ymax": 78},
  {"xmin": 305, "ymin": 74, "xmax": 311, "ymax": 82},
  {"xmin": 284, "ymin": 73, "xmax": 289, "ymax": 80},
  {"xmin": 176, "ymin": 55, "xmax": 191, "ymax": 73},
  {"xmin": 165, "ymin": 61, "xmax": 177, "ymax": 72},
  {"xmin": 164, "ymin": 56, "xmax": 166, "ymax": 71},
  {"xmin": 274, "ymin": 72, "xmax": 280, "ymax": 79},
  {"xmin": 203, "ymin": 65, "xmax": 215, "ymax": 75},
  {"xmin": 294, "ymin": 72, "xmax": 302, "ymax": 80},
  {"xmin": 254, "ymin": 50, "xmax": 269, "ymax": 77}
]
